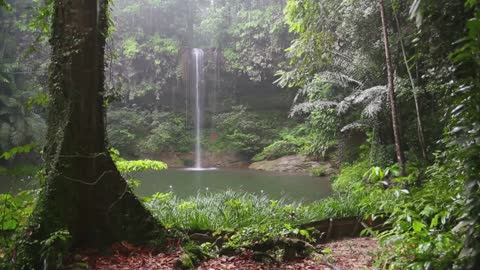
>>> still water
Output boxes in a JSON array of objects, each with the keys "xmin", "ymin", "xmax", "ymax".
[
  {"xmin": 0, "ymin": 169, "xmax": 333, "ymax": 203},
  {"xmin": 133, "ymin": 169, "xmax": 332, "ymax": 203}
]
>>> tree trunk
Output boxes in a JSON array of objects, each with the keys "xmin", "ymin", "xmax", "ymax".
[
  {"xmin": 394, "ymin": 12, "xmax": 427, "ymax": 161},
  {"xmin": 17, "ymin": 0, "xmax": 162, "ymax": 268},
  {"xmin": 379, "ymin": 0, "xmax": 406, "ymax": 175}
]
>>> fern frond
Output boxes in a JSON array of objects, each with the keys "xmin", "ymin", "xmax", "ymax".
[
  {"xmin": 337, "ymin": 85, "xmax": 386, "ymax": 117},
  {"xmin": 340, "ymin": 121, "xmax": 369, "ymax": 133},
  {"xmin": 290, "ymin": 100, "xmax": 338, "ymax": 117},
  {"xmin": 318, "ymin": 71, "xmax": 363, "ymax": 88}
]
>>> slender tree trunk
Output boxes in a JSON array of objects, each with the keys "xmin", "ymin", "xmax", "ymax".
[
  {"xmin": 394, "ymin": 12, "xmax": 427, "ymax": 161},
  {"xmin": 379, "ymin": 0, "xmax": 406, "ymax": 175},
  {"xmin": 17, "ymin": 1, "xmax": 162, "ymax": 268}
]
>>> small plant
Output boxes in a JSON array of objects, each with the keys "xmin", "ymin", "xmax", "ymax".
[
  {"xmin": 110, "ymin": 148, "xmax": 168, "ymax": 175},
  {"xmin": 310, "ymin": 167, "xmax": 327, "ymax": 177},
  {"xmin": 40, "ymin": 230, "xmax": 72, "ymax": 270}
]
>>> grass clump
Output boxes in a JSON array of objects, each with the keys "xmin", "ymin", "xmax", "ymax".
[
  {"xmin": 309, "ymin": 167, "xmax": 327, "ymax": 177},
  {"xmin": 144, "ymin": 190, "xmax": 362, "ymax": 231}
]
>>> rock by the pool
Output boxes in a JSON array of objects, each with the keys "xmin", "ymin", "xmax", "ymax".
[{"xmin": 249, "ymin": 155, "xmax": 336, "ymax": 175}]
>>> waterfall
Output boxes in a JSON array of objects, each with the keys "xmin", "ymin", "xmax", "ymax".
[{"xmin": 192, "ymin": 48, "xmax": 204, "ymax": 168}]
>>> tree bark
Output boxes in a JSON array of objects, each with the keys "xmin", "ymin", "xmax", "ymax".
[
  {"xmin": 394, "ymin": 12, "xmax": 427, "ymax": 161},
  {"xmin": 17, "ymin": 0, "xmax": 162, "ymax": 268},
  {"xmin": 379, "ymin": 0, "xmax": 406, "ymax": 175}
]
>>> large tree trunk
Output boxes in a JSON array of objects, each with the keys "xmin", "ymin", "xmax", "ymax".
[
  {"xmin": 379, "ymin": 0, "xmax": 406, "ymax": 175},
  {"xmin": 17, "ymin": 0, "xmax": 162, "ymax": 268}
]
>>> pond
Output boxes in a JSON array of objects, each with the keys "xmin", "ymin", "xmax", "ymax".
[
  {"xmin": 0, "ymin": 169, "xmax": 333, "ymax": 203},
  {"xmin": 133, "ymin": 168, "xmax": 333, "ymax": 203}
]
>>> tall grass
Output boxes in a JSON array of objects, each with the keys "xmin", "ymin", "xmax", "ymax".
[{"xmin": 144, "ymin": 190, "xmax": 361, "ymax": 231}]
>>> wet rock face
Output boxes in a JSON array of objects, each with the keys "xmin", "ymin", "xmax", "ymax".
[
  {"xmin": 148, "ymin": 151, "xmax": 249, "ymax": 168},
  {"xmin": 249, "ymin": 155, "xmax": 337, "ymax": 175},
  {"xmin": 202, "ymin": 152, "xmax": 250, "ymax": 168}
]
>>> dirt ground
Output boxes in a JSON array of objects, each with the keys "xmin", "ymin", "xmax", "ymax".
[{"xmin": 69, "ymin": 237, "xmax": 378, "ymax": 270}]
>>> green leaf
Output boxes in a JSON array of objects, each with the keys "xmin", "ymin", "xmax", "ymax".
[{"xmin": 412, "ymin": 220, "xmax": 426, "ymax": 232}]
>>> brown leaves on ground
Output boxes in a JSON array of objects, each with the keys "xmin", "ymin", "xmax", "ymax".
[
  {"xmin": 198, "ymin": 237, "xmax": 378, "ymax": 270},
  {"xmin": 320, "ymin": 237, "xmax": 378, "ymax": 269},
  {"xmin": 67, "ymin": 237, "xmax": 378, "ymax": 270},
  {"xmin": 65, "ymin": 241, "xmax": 183, "ymax": 270}
]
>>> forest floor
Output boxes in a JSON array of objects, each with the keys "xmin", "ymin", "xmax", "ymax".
[{"xmin": 68, "ymin": 237, "xmax": 378, "ymax": 270}]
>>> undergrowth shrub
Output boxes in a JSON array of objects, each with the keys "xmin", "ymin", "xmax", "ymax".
[
  {"xmin": 252, "ymin": 124, "xmax": 310, "ymax": 161},
  {"xmin": 374, "ymin": 163, "xmax": 463, "ymax": 269},
  {"xmin": 139, "ymin": 113, "xmax": 192, "ymax": 154},
  {"xmin": 252, "ymin": 140, "xmax": 297, "ymax": 162},
  {"xmin": 330, "ymin": 155, "xmax": 465, "ymax": 269},
  {"xmin": 107, "ymin": 108, "xmax": 191, "ymax": 157},
  {"xmin": 211, "ymin": 106, "xmax": 283, "ymax": 157},
  {"xmin": 309, "ymin": 167, "xmax": 327, "ymax": 177}
]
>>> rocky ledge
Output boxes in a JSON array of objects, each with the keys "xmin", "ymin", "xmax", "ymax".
[{"xmin": 249, "ymin": 155, "xmax": 336, "ymax": 175}]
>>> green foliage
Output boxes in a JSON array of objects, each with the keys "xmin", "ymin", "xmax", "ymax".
[
  {"xmin": 145, "ymin": 189, "xmax": 361, "ymax": 232},
  {"xmin": 221, "ymin": 5, "xmax": 289, "ymax": 82},
  {"xmin": 0, "ymin": 0, "xmax": 49, "ymax": 157},
  {"xmin": 149, "ymin": 35, "xmax": 179, "ymax": 55},
  {"xmin": 302, "ymin": 109, "xmax": 338, "ymax": 159},
  {"xmin": 40, "ymin": 230, "xmax": 72, "ymax": 270},
  {"xmin": 445, "ymin": 1, "xmax": 480, "ymax": 268},
  {"xmin": 0, "ymin": 164, "xmax": 41, "ymax": 178},
  {"xmin": 328, "ymin": 157, "xmax": 466, "ymax": 269},
  {"xmin": 107, "ymin": 108, "xmax": 191, "ymax": 156},
  {"xmin": 107, "ymin": 108, "xmax": 146, "ymax": 155},
  {"xmin": 211, "ymin": 106, "xmax": 282, "ymax": 157},
  {"xmin": 309, "ymin": 167, "xmax": 326, "ymax": 177},
  {"xmin": 0, "ymin": 189, "xmax": 38, "ymax": 266},
  {"xmin": 122, "ymin": 38, "xmax": 140, "ymax": 58},
  {"xmin": 140, "ymin": 114, "xmax": 192, "ymax": 154},
  {"xmin": 255, "ymin": 114, "xmax": 338, "ymax": 161},
  {"xmin": 110, "ymin": 148, "xmax": 167, "ymax": 174},
  {"xmin": 252, "ymin": 140, "xmax": 297, "ymax": 162},
  {"xmin": 0, "ymin": 143, "xmax": 36, "ymax": 160},
  {"xmin": 375, "ymin": 164, "xmax": 463, "ymax": 269},
  {"xmin": 143, "ymin": 189, "xmax": 359, "ymax": 256},
  {"xmin": 115, "ymin": 160, "xmax": 167, "ymax": 175},
  {"xmin": 0, "ymin": 88, "xmax": 47, "ymax": 155},
  {"xmin": 0, "ymin": 191, "xmax": 36, "ymax": 232},
  {"xmin": 110, "ymin": 148, "xmax": 167, "ymax": 190},
  {"xmin": 0, "ymin": 0, "xmax": 10, "ymax": 10},
  {"xmin": 369, "ymin": 143, "xmax": 395, "ymax": 168}
]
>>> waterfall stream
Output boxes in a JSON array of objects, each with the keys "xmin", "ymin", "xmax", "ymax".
[
  {"xmin": 183, "ymin": 48, "xmax": 216, "ymax": 171},
  {"xmin": 192, "ymin": 48, "xmax": 203, "ymax": 168}
]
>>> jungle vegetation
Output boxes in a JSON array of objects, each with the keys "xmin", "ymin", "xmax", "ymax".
[{"xmin": 0, "ymin": 0, "xmax": 479, "ymax": 269}]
